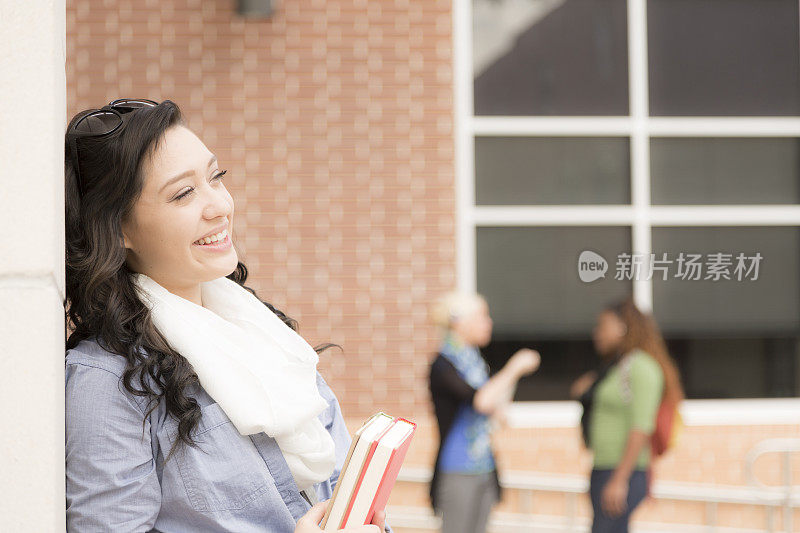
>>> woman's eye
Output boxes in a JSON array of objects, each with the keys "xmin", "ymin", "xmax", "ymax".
[
  {"xmin": 175, "ymin": 188, "xmax": 194, "ymax": 200},
  {"xmin": 173, "ymin": 170, "xmax": 227, "ymax": 201}
]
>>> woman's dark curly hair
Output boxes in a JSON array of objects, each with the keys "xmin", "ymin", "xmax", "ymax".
[{"xmin": 65, "ymin": 99, "xmax": 335, "ymax": 461}]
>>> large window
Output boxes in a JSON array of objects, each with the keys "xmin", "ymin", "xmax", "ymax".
[{"xmin": 457, "ymin": 0, "xmax": 800, "ymax": 400}]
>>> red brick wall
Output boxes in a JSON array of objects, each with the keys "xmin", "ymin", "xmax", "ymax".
[{"xmin": 67, "ymin": 0, "xmax": 455, "ymax": 421}]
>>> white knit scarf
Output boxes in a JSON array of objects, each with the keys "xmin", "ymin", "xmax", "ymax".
[{"xmin": 132, "ymin": 272, "xmax": 336, "ymax": 492}]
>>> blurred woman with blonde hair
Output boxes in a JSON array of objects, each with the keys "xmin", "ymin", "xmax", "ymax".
[{"xmin": 428, "ymin": 291, "xmax": 540, "ymax": 533}]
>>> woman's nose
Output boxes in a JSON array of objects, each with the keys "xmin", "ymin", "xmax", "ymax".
[{"xmin": 203, "ymin": 188, "xmax": 232, "ymax": 219}]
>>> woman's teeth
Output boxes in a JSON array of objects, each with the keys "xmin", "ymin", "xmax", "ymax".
[{"xmin": 194, "ymin": 228, "xmax": 228, "ymax": 245}]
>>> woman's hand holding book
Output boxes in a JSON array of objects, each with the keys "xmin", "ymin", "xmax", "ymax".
[{"xmin": 296, "ymin": 501, "xmax": 384, "ymax": 532}]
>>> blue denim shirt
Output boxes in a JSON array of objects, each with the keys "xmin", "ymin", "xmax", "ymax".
[{"xmin": 65, "ymin": 337, "xmax": 392, "ymax": 532}]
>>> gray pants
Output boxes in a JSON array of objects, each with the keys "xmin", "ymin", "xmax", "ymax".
[{"xmin": 435, "ymin": 471, "xmax": 499, "ymax": 533}]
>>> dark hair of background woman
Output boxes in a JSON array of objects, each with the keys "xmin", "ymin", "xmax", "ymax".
[
  {"xmin": 606, "ymin": 297, "xmax": 685, "ymax": 405},
  {"xmin": 64, "ymin": 100, "xmax": 336, "ymax": 461}
]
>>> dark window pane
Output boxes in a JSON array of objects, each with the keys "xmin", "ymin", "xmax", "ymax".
[
  {"xmin": 481, "ymin": 336, "xmax": 800, "ymax": 400},
  {"xmin": 648, "ymin": 0, "xmax": 800, "ymax": 116},
  {"xmin": 476, "ymin": 226, "xmax": 632, "ymax": 337},
  {"xmin": 473, "ymin": 0, "xmax": 629, "ymax": 116},
  {"xmin": 482, "ymin": 338, "xmax": 598, "ymax": 401},
  {"xmin": 651, "ymin": 227, "xmax": 800, "ymax": 334},
  {"xmin": 476, "ymin": 137, "xmax": 631, "ymax": 205},
  {"xmin": 664, "ymin": 336, "xmax": 799, "ymax": 398},
  {"xmin": 655, "ymin": 227, "xmax": 800, "ymax": 399},
  {"xmin": 650, "ymin": 138, "xmax": 800, "ymax": 205}
]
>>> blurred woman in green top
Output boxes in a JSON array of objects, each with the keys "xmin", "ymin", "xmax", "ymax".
[{"xmin": 571, "ymin": 298, "xmax": 684, "ymax": 533}]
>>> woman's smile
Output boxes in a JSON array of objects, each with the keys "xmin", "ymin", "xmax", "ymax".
[{"xmin": 192, "ymin": 231, "xmax": 232, "ymax": 251}]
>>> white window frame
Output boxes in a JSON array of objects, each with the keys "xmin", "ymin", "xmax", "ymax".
[{"xmin": 453, "ymin": 0, "xmax": 800, "ymax": 425}]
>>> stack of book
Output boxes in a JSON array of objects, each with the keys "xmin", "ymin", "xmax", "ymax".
[{"xmin": 321, "ymin": 412, "xmax": 416, "ymax": 530}]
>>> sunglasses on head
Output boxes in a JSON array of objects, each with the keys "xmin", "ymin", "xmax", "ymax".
[{"xmin": 66, "ymin": 98, "xmax": 159, "ymax": 197}]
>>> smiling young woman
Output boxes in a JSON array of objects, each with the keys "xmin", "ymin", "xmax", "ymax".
[{"xmin": 64, "ymin": 99, "xmax": 388, "ymax": 533}]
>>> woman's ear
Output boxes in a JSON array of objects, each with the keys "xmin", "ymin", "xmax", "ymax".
[{"xmin": 120, "ymin": 218, "xmax": 134, "ymax": 250}]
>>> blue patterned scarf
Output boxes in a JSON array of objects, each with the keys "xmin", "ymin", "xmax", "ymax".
[
  {"xmin": 439, "ymin": 333, "xmax": 489, "ymax": 388},
  {"xmin": 437, "ymin": 332, "xmax": 495, "ymax": 473}
]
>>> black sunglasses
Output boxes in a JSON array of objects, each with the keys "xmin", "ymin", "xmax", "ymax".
[{"xmin": 66, "ymin": 98, "xmax": 159, "ymax": 197}]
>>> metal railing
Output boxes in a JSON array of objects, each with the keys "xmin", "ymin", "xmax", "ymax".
[
  {"xmin": 388, "ymin": 440, "xmax": 800, "ymax": 533},
  {"xmin": 745, "ymin": 438, "xmax": 800, "ymax": 533}
]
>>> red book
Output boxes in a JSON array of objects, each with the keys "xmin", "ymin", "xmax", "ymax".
[
  {"xmin": 321, "ymin": 413, "xmax": 395, "ymax": 530},
  {"xmin": 364, "ymin": 418, "xmax": 417, "ymax": 525},
  {"xmin": 340, "ymin": 418, "xmax": 417, "ymax": 528}
]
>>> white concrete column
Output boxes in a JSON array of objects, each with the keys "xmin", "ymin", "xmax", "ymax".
[{"xmin": 0, "ymin": 1, "xmax": 67, "ymax": 531}]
